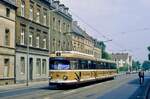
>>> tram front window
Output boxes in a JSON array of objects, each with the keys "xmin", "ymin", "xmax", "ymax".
[{"xmin": 50, "ymin": 60, "xmax": 70, "ymax": 70}]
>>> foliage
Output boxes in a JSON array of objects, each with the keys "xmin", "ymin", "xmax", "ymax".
[
  {"xmin": 99, "ymin": 41, "xmax": 106, "ymax": 51},
  {"xmin": 147, "ymin": 46, "xmax": 150, "ymax": 52},
  {"xmin": 132, "ymin": 60, "xmax": 141, "ymax": 70},
  {"xmin": 102, "ymin": 51, "xmax": 112, "ymax": 60},
  {"xmin": 142, "ymin": 61, "xmax": 150, "ymax": 70},
  {"xmin": 98, "ymin": 41, "xmax": 112, "ymax": 60},
  {"xmin": 118, "ymin": 65, "xmax": 128, "ymax": 72}
]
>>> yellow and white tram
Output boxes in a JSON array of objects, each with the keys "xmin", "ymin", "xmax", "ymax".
[{"xmin": 49, "ymin": 51, "xmax": 117, "ymax": 86}]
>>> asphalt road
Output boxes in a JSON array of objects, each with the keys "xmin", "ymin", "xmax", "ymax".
[{"xmin": 0, "ymin": 73, "xmax": 150, "ymax": 99}]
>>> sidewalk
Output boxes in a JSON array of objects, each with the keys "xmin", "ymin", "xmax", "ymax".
[
  {"xmin": 97, "ymin": 75, "xmax": 150, "ymax": 99},
  {"xmin": 0, "ymin": 80, "xmax": 49, "ymax": 92},
  {"xmin": 146, "ymin": 83, "xmax": 150, "ymax": 99}
]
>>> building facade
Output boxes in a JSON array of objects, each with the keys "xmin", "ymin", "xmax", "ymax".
[
  {"xmin": 49, "ymin": 0, "xmax": 72, "ymax": 53},
  {"xmin": 15, "ymin": 0, "xmax": 50, "ymax": 83},
  {"xmin": 0, "ymin": 0, "xmax": 16, "ymax": 85},
  {"xmin": 71, "ymin": 21, "xmax": 101, "ymax": 59},
  {"xmin": 93, "ymin": 39, "xmax": 102, "ymax": 60},
  {"xmin": 71, "ymin": 21, "xmax": 85, "ymax": 53},
  {"xmin": 111, "ymin": 53, "xmax": 132, "ymax": 69}
]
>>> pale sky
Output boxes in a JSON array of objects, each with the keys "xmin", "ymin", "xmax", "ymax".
[{"xmin": 59, "ymin": 0, "xmax": 150, "ymax": 62}]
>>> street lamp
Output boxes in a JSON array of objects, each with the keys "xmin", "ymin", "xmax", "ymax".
[
  {"xmin": 103, "ymin": 39, "xmax": 112, "ymax": 43},
  {"xmin": 26, "ymin": 22, "xmax": 31, "ymax": 86},
  {"xmin": 93, "ymin": 39, "xmax": 113, "ymax": 58}
]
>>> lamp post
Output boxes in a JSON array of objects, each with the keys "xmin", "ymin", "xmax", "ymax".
[
  {"xmin": 93, "ymin": 39, "xmax": 112, "ymax": 58},
  {"xmin": 26, "ymin": 22, "xmax": 30, "ymax": 86},
  {"xmin": 103, "ymin": 39, "xmax": 112, "ymax": 43}
]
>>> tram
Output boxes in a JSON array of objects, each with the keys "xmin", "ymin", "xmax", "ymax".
[{"xmin": 49, "ymin": 51, "xmax": 117, "ymax": 86}]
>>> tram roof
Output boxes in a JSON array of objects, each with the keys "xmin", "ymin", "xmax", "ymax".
[
  {"xmin": 50, "ymin": 51, "xmax": 116, "ymax": 63},
  {"xmin": 50, "ymin": 51, "xmax": 95, "ymax": 60}
]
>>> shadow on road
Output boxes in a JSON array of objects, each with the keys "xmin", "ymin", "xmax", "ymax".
[
  {"xmin": 39, "ymin": 78, "xmax": 114, "ymax": 90},
  {"xmin": 128, "ymin": 76, "xmax": 150, "ymax": 99}
]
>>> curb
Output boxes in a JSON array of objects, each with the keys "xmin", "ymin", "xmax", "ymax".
[
  {"xmin": 0, "ymin": 81, "xmax": 48, "ymax": 91},
  {"xmin": 145, "ymin": 83, "xmax": 150, "ymax": 99}
]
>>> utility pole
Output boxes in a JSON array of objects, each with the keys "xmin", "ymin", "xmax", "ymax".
[{"xmin": 26, "ymin": 23, "xmax": 30, "ymax": 86}]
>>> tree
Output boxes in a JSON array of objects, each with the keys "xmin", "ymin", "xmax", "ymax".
[
  {"xmin": 147, "ymin": 46, "xmax": 150, "ymax": 60},
  {"xmin": 132, "ymin": 60, "xmax": 141, "ymax": 71},
  {"xmin": 147, "ymin": 46, "xmax": 150, "ymax": 52},
  {"xmin": 102, "ymin": 51, "xmax": 112, "ymax": 60},
  {"xmin": 142, "ymin": 61, "xmax": 150, "ymax": 70},
  {"xmin": 98, "ymin": 41, "xmax": 112, "ymax": 60}
]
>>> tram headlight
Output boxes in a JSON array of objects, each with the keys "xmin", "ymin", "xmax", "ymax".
[{"xmin": 63, "ymin": 75, "xmax": 68, "ymax": 80}]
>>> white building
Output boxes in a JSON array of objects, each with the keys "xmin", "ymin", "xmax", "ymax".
[{"xmin": 111, "ymin": 53, "xmax": 132, "ymax": 69}]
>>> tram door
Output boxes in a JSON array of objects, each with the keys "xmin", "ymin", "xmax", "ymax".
[{"xmin": 29, "ymin": 58, "xmax": 33, "ymax": 80}]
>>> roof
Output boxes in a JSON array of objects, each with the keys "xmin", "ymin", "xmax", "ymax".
[
  {"xmin": 72, "ymin": 22, "xmax": 85, "ymax": 37},
  {"xmin": 50, "ymin": 51, "xmax": 116, "ymax": 63},
  {"xmin": 2, "ymin": 0, "xmax": 16, "ymax": 7},
  {"xmin": 111, "ymin": 53, "xmax": 129, "ymax": 61},
  {"xmin": 71, "ymin": 22, "xmax": 94, "ymax": 41}
]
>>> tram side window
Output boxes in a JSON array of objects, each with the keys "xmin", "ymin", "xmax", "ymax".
[
  {"xmin": 103, "ymin": 62, "xmax": 106, "ymax": 69},
  {"xmin": 99, "ymin": 62, "xmax": 104, "ymax": 69},
  {"xmin": 50, "ymin": 60, "xmax": 70, "ymax": 70},
  {"xmin": 106, "ymin": 63, "xmax": 109, "ymax": 69},
  {"xmin": 96, "ymin": 62, "xmax": 101, "ymax": 69},
  {"xmin": 112, "ymin": 63, "xmax": 117, "ymax": 69},
  {"xmin": 78, "ymin": 60, "xmax": 88, "ymax": 69},
  {"xmin": 70, "ymin": 60, "xmax": 78, "ymax": 69},
  {"xmin": 88, "ymin": 61, "xmax": 92, "ymax": 69},
  {"xmin": 92, "ymin": 61, "xmax": 96, "ymax": 69}
]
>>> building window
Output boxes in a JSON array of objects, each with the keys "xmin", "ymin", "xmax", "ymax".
[
  {"xmin": 43, "ymin": 13, "xmax": 47, "ymax": 26},
  {"xmin": 29, "ymin": 5, "xmax": 33, "ymax": 20},
  {"xmin": 21, "ymin": 28, "xmax": 25, "ymax": 45},
  {"xmin": 42, "ymin": 59, "xmax": 46, "ymax": 74},
  {"xmin": 36, "ymin": 36, "xmax": 39, "ymax": 48},
  {"xmin": 21, "ymin": 0, "xmax": 25, "ymax": 17},
  {"xmin": 52, "ymin": 38, "xmax": 55, "ymax": 51},
  {"xmin": 63, "ymin": 23, "xmax": 66, "ymax": 32},
  {"xmin": 3, "ymin": 59, "xmax": 9, "ymax": 77},
  {"xmin": 6, "ymin": 8, "xmax": 10, "ymax": 17},
  {"xmin": 36, "ymin": 9, "xmax": 40, "ymax": 23},
  {"xmin": 63, "ymin": 41, "xmax": 65, "ymax": 50},
  {"xmin": 20, "ymin": 57, "xmax": 25, "ymax": 74},
  {"xmin": 67, "ymin": 24, "xmax": 70, "ymax": 32},
  {"xmin": 5, "ymin": 29, "xmax": 10, "ymax": 46},
  {"xmin": 53, "ymin": 17, "xmax": 56, "ymax": 30},
  {"xmin": 36, "ymin": 58, "xmax": 41, "ymax": 75},
  {"xmin": 43, "ymin": 38, "xmax": 46, "ymax": 49},
  {"xmin": 58, "ymin": 20, "xmax": 61, "ymax": 32},
  {"xmin": 58, "ymin": 40, "xmax": 61, "ymax": 50},
  {"xmin": 29, "ymin": 34, "xmax": 32, "ymax": 46}
]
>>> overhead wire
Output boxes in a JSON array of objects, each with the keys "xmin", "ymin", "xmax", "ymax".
[{"xmin": 69, "ymin": 10, "xmax": 149, "ymax": 61}]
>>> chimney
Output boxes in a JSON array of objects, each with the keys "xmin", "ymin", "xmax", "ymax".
[
  {"xmin": 59, "ymin": 4, "xmax": 65, "ymax": 12},
  {"xmin": 53, "ymin": 0, "xmax": 60, "ymax": 9},
  {"xmin": 64, "ymin": 7, "xmax": 69, "ymax": 14},
  {"xmin": 73, "ymin": 21, "xmax": 78, "ymax": 26}
]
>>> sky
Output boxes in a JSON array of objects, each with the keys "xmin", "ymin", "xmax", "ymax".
[{"xmin": 59, "ymin": 0, "xmax": 150, "ymax": 62}]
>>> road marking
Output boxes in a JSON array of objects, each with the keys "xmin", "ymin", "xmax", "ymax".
[
  {"xmin": 0, "ymin": 87, "xmax": 29, "ymax": 94},
  {"xmin": 63, "ymin": 90, "xmax": 76, "ymax": 95}
]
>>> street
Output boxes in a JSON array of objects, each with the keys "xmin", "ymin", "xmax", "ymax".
[{"xmin": 0, "ymin": 73, "xmax": 150, "ymax": 99}]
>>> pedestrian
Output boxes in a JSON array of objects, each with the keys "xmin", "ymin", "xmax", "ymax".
[{"xmin": 138, "ymin": 70, "xmax": 144, "ymax": 85}]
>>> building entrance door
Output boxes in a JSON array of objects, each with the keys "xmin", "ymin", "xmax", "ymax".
[{"xmin": 29, "ymin": 58, "xmax": 33, "ymax": 80}]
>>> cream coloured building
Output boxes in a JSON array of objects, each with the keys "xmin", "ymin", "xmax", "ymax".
[
  {"xmin": 111, "ymin": 53, "xmax": 132, "ymax": 69},
  {"xmin": 71, "ymin": 21, "xmax": 102, "ymax": 59},
  {"xmin": 0, "ymin": 0, "xmax": 16, "ymax": 85}
]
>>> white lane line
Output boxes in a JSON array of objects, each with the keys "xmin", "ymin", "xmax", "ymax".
[
  {"xmin": 0, "ymin": 88, "xmax": 29, "ymax": 94},
  {"xmin": 63, "ymin": 90, "xmax": 77, "ymax": 95}
]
